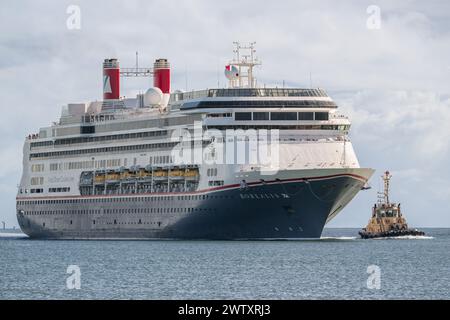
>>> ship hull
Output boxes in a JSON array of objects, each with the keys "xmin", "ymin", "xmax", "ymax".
[
  {"xmin": 16, "ymin": 169, "xmax": 372, "ymax": 239},
  {"xmin": 359, "ymin": 229, "xmax": 425, "ymax": 239}
]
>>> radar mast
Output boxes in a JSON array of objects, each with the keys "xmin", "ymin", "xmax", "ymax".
[
  {"xmin": 226, "ymin": 42, "xmax": 261, "ymax": 88},
  {"xmin": 377, "ymin": 170, "xmax": 392, "ymax": 205},
  {"xmin": 382, "ymin": 170, "xmax": 392, "ymax": 205}
]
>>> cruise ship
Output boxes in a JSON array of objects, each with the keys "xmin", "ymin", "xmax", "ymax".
[{"xmin": 16, "ymin": 43, "xmax": 374, "ymax": 239}]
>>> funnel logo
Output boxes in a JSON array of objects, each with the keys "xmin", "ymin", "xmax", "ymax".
[{"xmin": 103, "ymin": 75, "xmax": 112, "ymax": 94}]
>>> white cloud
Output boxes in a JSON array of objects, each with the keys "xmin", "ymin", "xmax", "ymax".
[
  {"xmin": 1, "ymin": 0, "xmax": 450, "ymax": 227},
  {"xmin": 337, "ymin": 90, "xmax": 450, "ymax": 161},
  {"xmin": 329, "ymin": 89, "xmax": 450, "ymax": 227}
]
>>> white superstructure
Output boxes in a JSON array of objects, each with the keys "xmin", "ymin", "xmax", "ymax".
[{"xmin": 16, "ymin": 43, "xmax": 373, "ymax": 239}]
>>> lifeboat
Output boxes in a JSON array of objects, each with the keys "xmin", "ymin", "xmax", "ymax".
[
  {"xmin": 153, "ymin": 167, "xmax": 168, "ymax": 179},
  {"xmin": 137, "ymin": 167, "xmax": 147, "ymax": 179},
  {"xmin": 120, "ymin": 167, "xmax": 132, "ymax": 180},
  {"xmin": 169, "ymin": 167, "xmax": 184, "ymax": 179},
  {"xmin": 142, "ymin": 165, "xmax": 153, "ymax": 179},
  {"xmin": 94, "ymin": 170, "xmax": 106, "ymax": 184},
  {"xmin": 105, "ymin": 169, "xmax": 120, "ymax": 182},
  {"xmin": 185, "ymin": 166, "xmax": 199, "ymax": 179},
  {"xmin": 128, "ymin": 166, "xmax": 139, "ymax": 179}
]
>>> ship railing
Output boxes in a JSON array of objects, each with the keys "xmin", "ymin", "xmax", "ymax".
[
  {"xmin": 329, "ymin": 114, "xmax": 349, "ymax": 120},
  {"xmin": 27, "ymin": 133, "xmax": 40, "ymax": 140}
]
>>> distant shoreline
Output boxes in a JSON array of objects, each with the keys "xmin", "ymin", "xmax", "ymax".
[
  {"xmin": 0, "ymin": 228, "xmax": 24, "ymax": 234},
  {"xmin": 1, "ymin": 227, "xmax": 448, "ymax": 233}
]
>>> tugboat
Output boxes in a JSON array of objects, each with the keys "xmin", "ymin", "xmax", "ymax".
[{"xmin": 359, "ymin": 171, "xmax": 425, "ymax": 239}]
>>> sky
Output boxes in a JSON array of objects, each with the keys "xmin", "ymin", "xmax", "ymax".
[{"xmin": 0, "ymin": 0, "xmax": 449, "ymax": 228}]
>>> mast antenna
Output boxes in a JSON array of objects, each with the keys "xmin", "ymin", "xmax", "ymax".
[
  {"xmin": 382, "ymin": 171, "xmax": 392, "ymax": 205},
  {"xmin": 227, "ymin": 42, "xmax": 261, "ymax": 88},
  {"xmin": 185, "ymin": 64, "xmax": 188, "ymax": 92},
  {"xmin": 136, "ymin": 51, "xmax": 138, "ymax": 70}
]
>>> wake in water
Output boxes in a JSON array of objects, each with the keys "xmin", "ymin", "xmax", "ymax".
[
  {"xmin": 313, "ymin": 235, "xmax": 433, "ymax": 241},
  {"xmin": 319, "ymin": 236, "xmax": 357, "ymax": 241},
  {"xmin": 372, "ymin": 235, "xmax": 434, "ymax": 240},
  {"xmin": 0, "ymin": 233, "xmax": 28, "ymax": 239},
  {"xmin": 234, "ymin": 237, "xmax": 358, "ymax": 241},
  {"xmin": 0, "ymin": 232, "xmax": 433, "ymax": 241}
]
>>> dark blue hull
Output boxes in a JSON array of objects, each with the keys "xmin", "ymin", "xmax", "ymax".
[
  {"xmin": 17, "ymin": 175, "xmax": 366, "ymax": 239},
  {"xmin": 165, "ymin": 177, "xmax": 361, "ymax": 239}
]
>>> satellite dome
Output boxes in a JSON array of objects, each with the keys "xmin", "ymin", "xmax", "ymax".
[
  {"xmin": 144, "ymin": 87, "xmax": 163, "ymax": 106},
  {"xmin": 224, "ymin": 65, "xmax": 239, "ymax": 80}
]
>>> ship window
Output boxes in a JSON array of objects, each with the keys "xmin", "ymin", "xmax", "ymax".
[
  {"xmin": 270, "ymin": 112, "xmax": 297, "ymax": 121},
  {"xmin": 253, "ymin": 112, "xmax": 269, "ymax": 120},
  {"xmin": 235, "ymin": 112, "xmax": 252, "ymax": 121},
  {"xmin": 298, "ymin": 112, "xmax": 314, "ymax": 120},
  {"xmin": 314, "ymin": 112, "xmax": 329, "ymax": 120},
  {"xmin": 80, "ymin": 126, "xmax": 95, "ymax": 134}
]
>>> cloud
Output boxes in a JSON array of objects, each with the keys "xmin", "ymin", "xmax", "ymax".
[
  {"xmin": 1, "ymin": 0, "xmax": 450, "ymax": 227},
  {"xmin": 0, "ymin": 143, "xmax": 23, "ymax": 179},
  {"xmin": 328, "ymin": 89, "xmax": 450, "ymax": 227},
  {"xmin": 337, "ymin": 90, "xmax": 450, "ymax": 162}
]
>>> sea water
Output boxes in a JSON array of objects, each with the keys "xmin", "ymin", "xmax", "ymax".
[{"xmin": 0, "ymin": 228, "xmax": 449, "ymax": 299}]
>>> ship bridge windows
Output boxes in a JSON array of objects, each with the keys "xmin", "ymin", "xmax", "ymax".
[
  {"xmin": 298, "ymin": 112, "xmax": 314, "ymax": 120},
  {"xmin": 170, "ymin": 88, "xmax": 329, "ymax": 99},
  {"xmin": 314, "ymin": 112, "xmax": 329, "ymax": 121},
  {"xmin": 235, "ymin": 112, "xmax": 252, "ymax": 121},
  {"xmin": 205, "ymin": 88, "xmax": 329, "ymax": 97},
  {"xmin": 181, "ymin": 99, "xmax": 337, "ymax": 110},
  {"xmin": 206, "ymin": 113, "xmax": 232, "ymax": 118},
  {"xmin": 206, "ymin": 124, "xmax": 349, "ymax": 131},
  {"xmin": 234, "ymin": 111, "xmax": 330, "ymax": 122},
  {"xmin": 253, "ymin": 112, "xmax": 269, "ymax": 121},
  {"xmin": 270, "ymin": 112, "xmax": 297, "ymax": 121}
]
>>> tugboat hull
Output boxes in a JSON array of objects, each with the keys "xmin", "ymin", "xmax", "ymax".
[
  {"xmin": 359, "ymin": 170, "xmax": 425, "ymax": 239},
  {"xmin": 359, "ymin": 229, "xmax": 425, "ymax": 239}
]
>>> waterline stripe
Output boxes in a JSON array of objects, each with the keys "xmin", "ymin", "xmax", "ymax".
[{"xmin": 16, "ymin": 172, "xmax": 368, "ymax": 201}]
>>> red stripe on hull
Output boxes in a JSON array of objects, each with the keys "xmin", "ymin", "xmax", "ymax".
[{"xmin": 16, "ymin": 172, "xmax": 369, "ymax": 201}]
